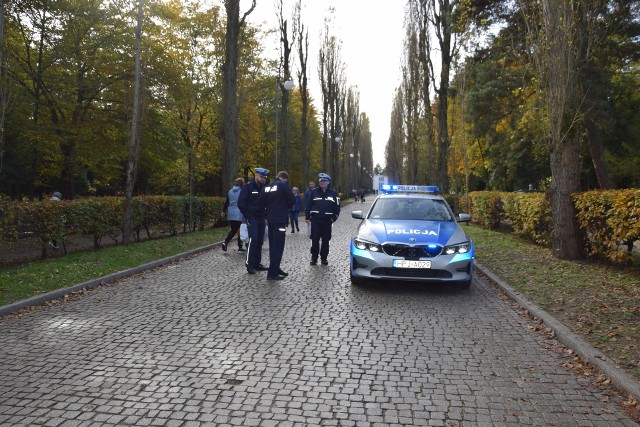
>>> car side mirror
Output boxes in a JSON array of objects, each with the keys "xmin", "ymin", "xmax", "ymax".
[
  {"xmin": 352, "ymin": 210, "xmax": 365, "ymax": 219},
  {"xmin": 457, "ymin": 213, "xmax": 471, "ymax": 223}
]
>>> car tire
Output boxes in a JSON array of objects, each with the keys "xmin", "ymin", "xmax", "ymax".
[
  {"xmin": 455, "ymin": 280, "xmax": 471, "ymax": 290},
  {"xmin": 350, "ymin": 275, "xmax": 366, "ymax": 285}
]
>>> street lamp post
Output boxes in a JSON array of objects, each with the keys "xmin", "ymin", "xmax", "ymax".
[
  {"xmin": 331, "ymin": 136, "xmax": 341, "ymax": 179},
  {"xmin": 350, "ymin": 152, "xmax": 358, "ymax": 194},
  {"xmin": 275, "ymin": 78, "xmax": 294, "ymax": 173}
]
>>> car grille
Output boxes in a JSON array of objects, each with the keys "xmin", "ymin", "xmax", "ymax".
[
  {"xmin": 382, "ymin": 243, "xmax": 442, "ymax": 259},
  {"xmin": 370, "ymin": 268, "xmax": 453, "ymax": 279}
]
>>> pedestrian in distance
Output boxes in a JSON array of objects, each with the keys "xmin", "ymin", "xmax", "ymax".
[
  {"xmin": 221, "ymin": 177, "xmax": 246, "ymax": 253},
  {"xmin": 238, "ymin": 168, "xmax": 270, "ymax": 274},
  {"xmin": 289, "ymin": 187, "xmax": 301, "ymax": 233},
  {"xmin": 262, "ymin": 171, "xmax": 295, "ymax": 280},
  {"xmin": 48, "ymin": 191, "xmax": 62, "ymax": 249},
  {"xmin": 305, "ymin": 173, "xmax": 340, "ymax": 265},
  {"xmin": 303, "ymin": 179, "xmax": 316, "ymax": 212}
]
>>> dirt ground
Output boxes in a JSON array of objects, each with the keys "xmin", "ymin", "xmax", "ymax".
[{"xmin": 0, "ymin": 231, "xmax": 167, "ymax": 267}]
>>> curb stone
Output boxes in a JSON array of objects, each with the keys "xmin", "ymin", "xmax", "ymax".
[
  {"xmin": 0, "ymin": 242, "xmax": 218, "ymax": 318},
  {"xmin": 475, "ymin": 261, "xmax": 640, "ymax": 403}
]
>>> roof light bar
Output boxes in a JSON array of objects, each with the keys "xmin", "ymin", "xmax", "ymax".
[{"xmin": 381, "ymin": 185, "xmax": 440, "ymax": 194}]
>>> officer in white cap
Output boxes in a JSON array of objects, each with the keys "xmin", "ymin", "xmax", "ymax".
[
  {"xmin": 238, "ymin": 167, "xmax": 270, "ymax": 274},
  {"xmin": 305, "ymin": 173, "xmax": 340, "ymax": 265}
]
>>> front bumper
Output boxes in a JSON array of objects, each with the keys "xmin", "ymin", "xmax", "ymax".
[{"xmin": 350, "ymin": 240, "xmax": 474, "ymax": 283}]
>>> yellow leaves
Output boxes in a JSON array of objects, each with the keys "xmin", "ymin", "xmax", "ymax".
[{"xmin": 573, "ymin": 189, "xmax": 640, "ymax": 264}]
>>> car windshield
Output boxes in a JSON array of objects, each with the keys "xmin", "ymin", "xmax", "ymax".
[{"xmin": 369, "ymin": 198, "xmax": 453, "ymax": 221}]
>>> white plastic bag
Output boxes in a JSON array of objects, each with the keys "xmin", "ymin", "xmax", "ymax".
[{"xmin": 240, "ymin": 223, "xmax": 249, "ymax": 243}]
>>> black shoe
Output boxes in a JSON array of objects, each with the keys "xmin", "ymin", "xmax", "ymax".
[
  {"xmin": 255, "ymin": 264, "xmax": 268, "ymax": 271},
  {"xmin": 238, "ymin": 247, "xmax": 246, "ymax": 253},
  {"xmin": 297, "ymin": 228, "xmax": 300, "ymax": 232},
  {"xmin": 247, "ymin": 267, "xmax": 256, "ymax": 274},
  {"xmin": 291, "ymin": 229, "xmax": 295, "ymax": 233},
  {"xmin": 267, "ymin": 275, "xmax": 285, "ymax": 281},
  {"xmin": 321, "ymin": 259, "xmax": 328, "ymax": 265},
  {"xmin": 278, "ymin": 269, "xmax": 289, "ymax": 277},
  {"xmin": 221, "ymin": 242, "xmax": 227, "ymax": 252},
  {"xmin": 310, "ymin": 258, "xmax": 318, "ymax": 266}
]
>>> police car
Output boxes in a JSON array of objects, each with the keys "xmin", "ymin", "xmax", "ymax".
[{"xmin": 350, "ymin": 185, "xmax": 474, "ymax": 288}]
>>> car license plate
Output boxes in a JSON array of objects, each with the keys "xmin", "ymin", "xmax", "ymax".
[{"xmin": 393, "ymin": 260, "xmax": 431, "ymax": 269}]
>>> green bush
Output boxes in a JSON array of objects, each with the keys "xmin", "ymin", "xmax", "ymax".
[
  {"xmin": 0, "ymin": 195, "xmax": 226, "ymax": 258},
  {"xmin": 468, "ymin": 191, "xmax": 504, "ymax": 229},
  {"xmin": 573, "ymin": 189, "xmax": 640, "ymax": 263},
  {"xmin": 502, "ymin": 193, "xmax": 552, "ymax": 245},
  {"xmin": 69, "ymin": 197, "xmax": 124, "ymax": 248}
]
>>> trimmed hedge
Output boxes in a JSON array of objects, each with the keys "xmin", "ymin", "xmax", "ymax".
[
  {"xmin": 0, "ymin": 196, "xmax": 225, "ymax": 258},
  {"xmin": 468, "ymin": 191, "xmax": 504, "ymax": 230},
  {"xmin": 502, "ymin": 193, "xmax": 552, "ymax": 245},
  {"xmin": 452, "ymin": 189, "xmax": 639, "ymax": 264},
  {"xmin": 573, "ymin": 190, "xmax": 640, "ymax": 263}
]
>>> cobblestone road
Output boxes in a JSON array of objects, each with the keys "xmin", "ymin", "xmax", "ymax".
[{"xmin": 1, "ymin": 201, "xmax": 637, "ymax": 426}]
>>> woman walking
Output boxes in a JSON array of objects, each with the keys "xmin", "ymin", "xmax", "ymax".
[
  {"xmin": 289, "ymin": 187, "xmax": 301, "ymax": 233},
  {"xmin": 221, "ymin": 177, "xmax": 246, "ymax": 252}
]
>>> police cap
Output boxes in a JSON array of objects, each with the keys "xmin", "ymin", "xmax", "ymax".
[
  {"xmin": 318, "ymin": 172, "xmax": 331, "ymax": 182},
  {"xmin": 255, "ymin": 168, "xmax": 269, "ymax": 178}
]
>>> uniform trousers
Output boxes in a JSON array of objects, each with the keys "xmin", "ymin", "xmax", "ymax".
[
  {"xmin": 267, "ymin": 222, "xmax": 287, "ymax": 277},
  {"xmin": 246, "ymin": 216, "xmax": 265, "ymax": 268},
  {"xmin": 310, "ymin": 220, "xmax": 332, "ymax": 260}
]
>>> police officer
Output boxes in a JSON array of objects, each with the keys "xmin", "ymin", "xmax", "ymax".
[
  {"xmin": 262, "ymin": 171, "xmax": 294, "ymax": 280},
  {"xmin": 238, "ymin": 168, "xmax": 269, "ymax": 274},
  {"xmin": 305, "ymin": 173, "xmax": 340, "ymax": 265}
]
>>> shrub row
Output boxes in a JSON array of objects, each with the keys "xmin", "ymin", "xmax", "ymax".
[
  {"xmin": 452, "ymin": 190, "xmax": 639, "ymax": 264},
  {"xmin": 0, "ymin": 196, "xmax": 225, "ymax": 257}
]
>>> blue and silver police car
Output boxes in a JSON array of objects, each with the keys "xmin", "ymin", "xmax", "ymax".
[{"xmin": 350, "ymin": 185, "xmax": 474, "ymax": 288}]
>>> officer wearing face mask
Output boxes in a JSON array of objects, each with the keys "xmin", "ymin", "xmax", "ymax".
[{"xmin": 305, "ymin": 172, "xmax": 340, "ymax": 265}]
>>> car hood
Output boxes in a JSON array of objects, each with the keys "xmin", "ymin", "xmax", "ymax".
[{"xmin": 357, "ymin": 219, "xmax": 466, "ymax": 246}]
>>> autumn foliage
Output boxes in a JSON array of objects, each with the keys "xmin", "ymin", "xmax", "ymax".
[
  {"xmin": 0, "ymin": 197, "xmax": 225, "ymax": 257},
  {"xmin": 456, "ymin": 190, "xmax": 639, "ymax": 264}
]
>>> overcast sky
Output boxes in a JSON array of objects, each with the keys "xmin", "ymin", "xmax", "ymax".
[{"xmin": 242, "ymin": 0, "xmax": 408, "ymax": 169}]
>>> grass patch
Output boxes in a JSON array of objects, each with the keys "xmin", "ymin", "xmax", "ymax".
[
  {"xmin": 0, "ymin": 228, "xmax": 227, "ymax": 307},
  {"xmin": 465, "ymin": 224, "xmax": 640, "ymax": 380}
]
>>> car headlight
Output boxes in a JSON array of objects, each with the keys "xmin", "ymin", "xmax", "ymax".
[
  {"xmin": 354, "ymin": 238, "xmax": 382, "ymax": 252},
  {"xmin": 443, "ymin": 242, "xmax": 470, "ymax": 255}
]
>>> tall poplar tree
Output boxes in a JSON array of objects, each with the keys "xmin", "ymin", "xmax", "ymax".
[
  {"xmin": 123, "ymin": 0, "xmax": 143, "ymax": 246},
  {"xmin": 293, "ymin": 0, "xmax": 311, "ymax": 181},
  {"xmin": 221, "ymin": 0, "xmax": 255, "ymax": 192}
]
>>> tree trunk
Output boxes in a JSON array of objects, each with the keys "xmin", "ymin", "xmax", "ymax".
[
  {"xmin": 585, "ymin": 117, "xmax": 612, "ymax": 189},
  {"xmin": 549, "ymin": 134, "xmax": 584, "ymax": 260},
  {"xmin": 123, "ymin": 0, "xmax": 143, "ymax": 246},
  {"xmin": 221, "ymin": 1, "xmax": 255, "ymax": 190},
  {"xmin": 222, "ymin": 1, "xmax": 241, "ymax": 192}
]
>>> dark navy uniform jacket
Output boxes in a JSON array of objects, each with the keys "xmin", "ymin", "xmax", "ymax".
[
  {"xmin": 262, "ymin": 178, "xmax": 294, "ymax": 223},
  {"xmin": 238, "ymin": 179, "xmax": 266, "ymax": 219},
  {"xmin": 305, "ymin": 187, "xmax": 340, "ymax": 223}
]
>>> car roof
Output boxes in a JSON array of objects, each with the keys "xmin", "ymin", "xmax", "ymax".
[{"xmin": 376, "ymin": 192, "xmax": 444, "ymax": 201}]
